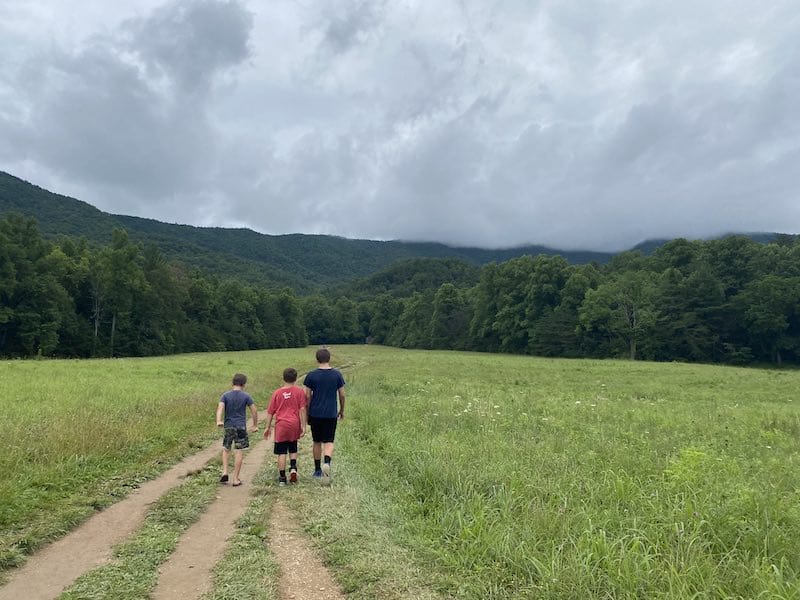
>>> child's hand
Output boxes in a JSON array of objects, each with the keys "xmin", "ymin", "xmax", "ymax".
[
  {"xmin": 248, "ymin": 425, "xmax": 258, "ymax": 433},
  {"xmin": 216, "ymin": 421, "xmax": 224, "ymax": 427},
  {"xmin": 263, "ymin": 426, "xmax": 271, "ymax": 440},
  {"xmin": 298, "ymin": 427, "xmax": 306, "ymax": 439}
]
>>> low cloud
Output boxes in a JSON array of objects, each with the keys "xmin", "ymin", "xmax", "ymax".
[{"xmin": 1, "ymin": 0, "xmax": 799, "ymax": 250}]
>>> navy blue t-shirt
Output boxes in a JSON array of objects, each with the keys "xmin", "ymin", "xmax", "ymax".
[
  {"xmin": 220, "ymin": 389, "xmax": 254, "ymax": 428},
  {"xmin": 304, "ymin": 368, "xmax": 345, "ymax": 418}
]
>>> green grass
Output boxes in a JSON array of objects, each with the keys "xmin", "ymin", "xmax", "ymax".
[
  {"xmin": 59, "ymin": 464, "xmax": 220, "ymax": 600},
  {"xmin": 3, "ymin": 346, "xmax": 800, "ymax": 598},
  {"xmin": 204, "ymin": 467, "xmax": 280, "ymax": 600},
  {"xmin": 331, "ymin": 348, "xmax": 800, "ymax": 599},
  {"xmin": 284, "ymin": 447, "xmax": 447, "ymax": 600},
  {"xmin": 0, "ymin": 348, "xmax": 314, "ymax": 571}
]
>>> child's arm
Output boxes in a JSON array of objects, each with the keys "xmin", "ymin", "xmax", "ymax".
[
  {"xmin": 249, "ymin": 403, "xmax": 259, "ymax": 432},
  {"xmin": 216, "ymin": 401, "xmax": 224, "ymax": 427},
  {"xmin": 263, "ymin": 414, "xmax": 274, "ymax": 439},
  {"xmin": 299, "ymin": 406, "xmax": 307, "ymax": 438},
  {"xmin": 337, "ymin": 386, "xmax": 346, "ymax": 420}
]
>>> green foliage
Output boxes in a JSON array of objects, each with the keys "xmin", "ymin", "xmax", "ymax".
[
  {"xmin": 4, "ymin": 172, "xmax": 800, "ymax": 365},
  {"xmin": 0, "ymin": 215, "xmax": 308, "ymax": 358},
  {"xmin": 0, "ymin": 171, "xmax": 601, "ymax": 292}
]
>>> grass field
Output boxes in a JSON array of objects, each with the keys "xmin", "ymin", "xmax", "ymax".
[
  {"xmin": 2, "ymin": 346, "xmax": 800, "ymax": 598},
  {"xmin": 0, "ymin": 348, "xmax": 313, "ymax": 569}
]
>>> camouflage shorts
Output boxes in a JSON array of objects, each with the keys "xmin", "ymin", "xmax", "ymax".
[{"xmin": 222, "ymin": 427, "xmax": 250, "ymax": 450}]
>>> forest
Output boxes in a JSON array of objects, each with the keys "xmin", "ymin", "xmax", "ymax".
[{"xmin": 2, "ymin": 211, "xmax": 800, "ymax": 365}]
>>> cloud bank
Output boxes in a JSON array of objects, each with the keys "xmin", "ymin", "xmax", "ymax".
[{"xmin": 1, "ymin": 0, "xmax": 799, "ymax": 250}]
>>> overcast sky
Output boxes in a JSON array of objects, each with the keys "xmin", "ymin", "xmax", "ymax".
[{"xmin": 1, "ymin": 1, "xmax": 799, "ymax": 251}]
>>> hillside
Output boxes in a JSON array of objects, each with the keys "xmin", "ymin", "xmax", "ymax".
[{"xmin": 0, "ymin": 171, "xmax": 613, "ymax": 291}]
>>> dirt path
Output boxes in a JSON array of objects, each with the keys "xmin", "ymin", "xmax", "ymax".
[
  {"xmin": 269, "ymin": 500, "xmax": 346, "ymax": 600},
  {"xmin": 1, "ymin": 416, "xmax": 349, "ymax": 600},
  {"xmin": 0, "ymin": 442, "xmax": 221, "ymax": 600},
  {"xmin": 152, "ymin": 438, "xmax": 270, "ymax": 599}
]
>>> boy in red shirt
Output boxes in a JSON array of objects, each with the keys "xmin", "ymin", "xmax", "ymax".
[{"xmin": 264, "ymin": 368, "xmax": 307, "ymax": 485}]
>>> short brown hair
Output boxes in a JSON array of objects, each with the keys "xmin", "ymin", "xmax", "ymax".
[
  {"xmin": 232, "ymin": 373, "xmax": 247, "ymax": 386},
  {"xmin": 315, "ymin": 348, "xmax": 331, "ymax": 363},
  {"xmin": 283, "ymin": 367, "xmax": 298, "ymax": 383}
]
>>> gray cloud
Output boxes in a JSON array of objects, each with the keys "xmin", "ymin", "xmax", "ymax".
[{"xmin": 1, "ymin": 0, "xmax": 799, "ymax": 250}]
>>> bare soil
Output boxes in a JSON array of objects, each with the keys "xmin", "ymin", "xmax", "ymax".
[
  {"xmin": 269, "ymin": 499, "xmax": 346, "ymax": 600},
  {"xmin": 0, "ymin": 442, "xmax": 220, "ymax": 600},
  {"xmin": 0, "ymin": 421, "xmax": 348, "ymax": 600},
  {"xmin": 152, "ymin": 438, "xmax": 271, "ymax": 599}
]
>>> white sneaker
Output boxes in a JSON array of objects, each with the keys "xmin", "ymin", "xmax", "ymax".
[{"xmin": 321, "ymin": 462, "xmax": 331, "ymax": 485}]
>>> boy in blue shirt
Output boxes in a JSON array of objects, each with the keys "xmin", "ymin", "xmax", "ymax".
[
  {"xmin": 216, "ymin": 373, "xmax": 259, "ymax": 486},
  {"xmin": 303, "ymin": 348, "xmax": 345, "ymax": 483}
]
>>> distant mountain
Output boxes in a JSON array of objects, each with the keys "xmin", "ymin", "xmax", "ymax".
[
  {"xmin": 0, "ymin": 171, "xmax": 782, "ymax": 292},
  {"xmin": 0, "ymin": 171, "xmax": 617, "ymax": 290}
]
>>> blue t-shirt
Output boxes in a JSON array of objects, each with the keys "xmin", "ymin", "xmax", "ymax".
[
  {"xmin": 220, "ymin": 389, "xmax": 254, "ymax": 429},
  {"xmin": 304, "ymin": 368, "xmax": 345, "ymax": 418}
]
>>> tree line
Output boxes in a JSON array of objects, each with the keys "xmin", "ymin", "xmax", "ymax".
[
  {"xmin": 2, "ymin": 211, "xmax": 800, "ymax": 365},
  {"xmin": 308, "ymin": 234, "xmax": 800, "ymax": 365},
  {"xmin": 0, "ymin": 214, "xmax": 307, "ymax": 357}
]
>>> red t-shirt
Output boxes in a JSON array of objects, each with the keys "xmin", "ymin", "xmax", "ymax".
[{"xmin": 267, "ymin": 385, "xmax": 307, "ymax": 442}]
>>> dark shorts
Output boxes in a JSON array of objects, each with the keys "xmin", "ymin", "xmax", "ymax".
[
  {"xmin": 308, "ymin": 416, "xmax": 337, "ymax": 443},
  {"xmin": 273, "ymin": 440, "xmax": 299, "ymax": 455},
  {"xmin": 222, "ymin": 427, "xmax": 250, "ymax": 450}
]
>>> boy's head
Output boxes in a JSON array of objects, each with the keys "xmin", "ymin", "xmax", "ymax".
[
  {"xmin": 283, "ymin": 367, "xmax": 298, "ymax": 383},
  {"xmin": 315, "ymin": 348, "xmax": 331, "ymax": 363},
  {"xmin": 232, "ymin": 373, "xmax": 247, "ymax": 387}
]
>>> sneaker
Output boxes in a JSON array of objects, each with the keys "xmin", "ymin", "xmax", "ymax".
[
  {"xmin": 321, "ymin": 462, "xmax": 331, "ymax": 485},
  {"xmin": 312, "ymin": 469, "xmax": 323, "ymax": 478},
  {"xmin": 289, "ymin": 469, "xmax": 298, "ymax": 484},
  {"xmin": 278, "ymin": 476, "xmax": 287, "ymax": 487}
]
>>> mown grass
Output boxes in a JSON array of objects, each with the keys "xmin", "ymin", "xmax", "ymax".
[
  {"xmin": 0, "ymin": 348, "xmax": 314, "ymax": 572},
  {"xmin": 59, "ymin": 464, "xmax": 221, "ymax": 600},
  {"xmin": 325, "ymin": 347, "xmax": 800, "ymax": 599},
  {"xmin": 204, "ymin": 467, "xmax": 280, "ymax": 600}
]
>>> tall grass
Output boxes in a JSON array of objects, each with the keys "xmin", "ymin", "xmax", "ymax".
[
  {"xmin": 339, "ymin": 348, "xmax": 800, "ymax": 598},
  {"xmin": 3, "ymin": 346, "xmax": 800, "ymax": 598},
  {"xmin": 0, "ymin": 348, "xmax": 314, "ymax": 570}
]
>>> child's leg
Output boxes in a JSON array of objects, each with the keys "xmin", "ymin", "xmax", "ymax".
[
  {"xmin": 323, "ymin": 442, "xmax": 334, "ymax": 460},
  {"xmin": 277, "ymin": 453, "xmax": 287, "ymax": 471},
  {"xmin": 233, "ymin": 449, "xmax": 244, "ymax": 483},
  {"xmin": 221, "ymin": 448, "xmax": 230, "ymax": 475}
]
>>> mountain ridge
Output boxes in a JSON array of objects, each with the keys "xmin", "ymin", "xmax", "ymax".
[{"xmin": 0, "ymin": 171, "xmax": 781, "ymax": 291}]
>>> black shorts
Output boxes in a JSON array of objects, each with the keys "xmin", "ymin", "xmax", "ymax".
[
  {"xmin": 273, "ymin": 440, "xmax": 298, "ymax": 455},
  {"xmin": 308, "ymin": 416, "xmax": 337, "ymax": 443},
  {"xmin": 222, "ymin": 427, "xmax": 250, "ymax": 450}
]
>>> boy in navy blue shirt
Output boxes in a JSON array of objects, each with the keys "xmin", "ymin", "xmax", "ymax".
[{"xmin": 303, "ymin": 348, "xmax": 345, "ymax": 483}]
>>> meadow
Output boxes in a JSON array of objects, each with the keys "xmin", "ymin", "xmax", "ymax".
[
  {"xmin": 324, "ymin": 347, "xmax": 800, "ymax": 598},
  {"xmin": 0, "ymin": 348, "xmax": 313, "ymax": 569},
  {"xmin": 2, "ymin": 346, "xmax": 800, "ymax": 599}
]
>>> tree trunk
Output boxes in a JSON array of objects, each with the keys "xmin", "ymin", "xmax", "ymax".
[
  {"xmin": 110, "ymin": 312, "xmax": 116, "ymax": 358},
  {"xmin": 630, "ymin": 337, "xmax": 637, "ymax": 360}
]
